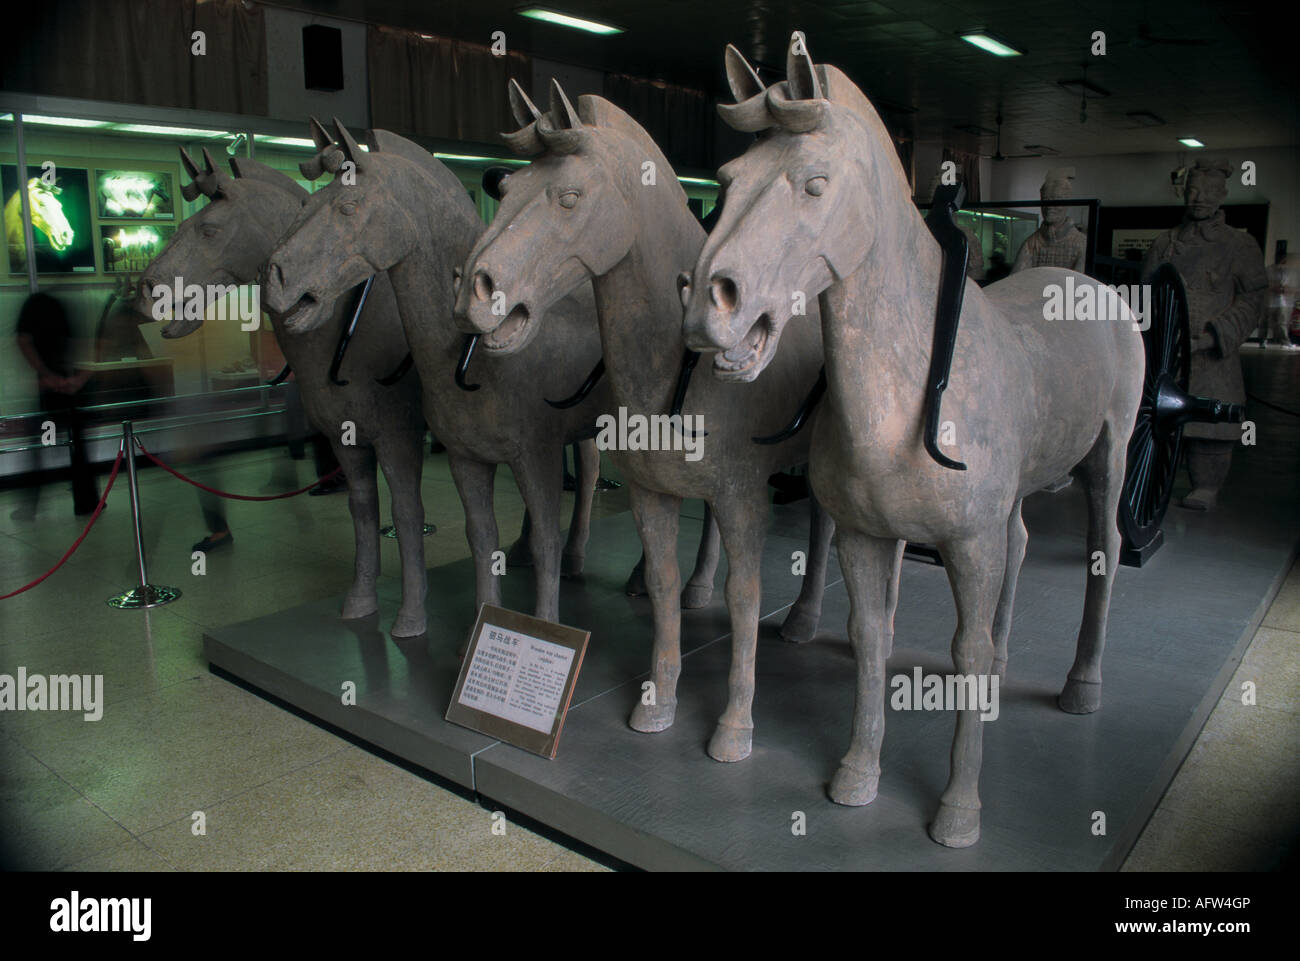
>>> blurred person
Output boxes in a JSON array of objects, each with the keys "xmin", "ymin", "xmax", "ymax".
[{"xmin": 12, "ymin": 289, "xmax": 97, "ymax": 518}]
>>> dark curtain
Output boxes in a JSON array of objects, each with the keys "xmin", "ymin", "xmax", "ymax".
[
  {"xmin": 3, "ymin": 0, "xmax": 267, "ymax": 115},
  {"xmin": 942, "ymin": 148, "xmax": 981, "ymax": 203},
  {"xmin": 603, "ymin": 74, "xmax": 712, "ymax": 171},
  {"xmin": 367, "ymin": 26, "xmax": 530, "ymax": 144}
]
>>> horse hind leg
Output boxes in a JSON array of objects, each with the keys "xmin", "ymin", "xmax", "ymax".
[
  {"xmin": 991, "ymin": 499, "xmax": 1027, "ymax": 680},
  {"xmin": 562, "ymin": 438, "xmax": 598, "ymax": 577},
  {"xmin": 781, "ymin": 492, "xmax": 835, "ymax": 644},
  {"xmin": 1059, "ymin": 422, "xmax": 1125, "ymax": 714},
  {"xmin": 682, "ymin": 503, "xmax": 720, "ymax": 609}
]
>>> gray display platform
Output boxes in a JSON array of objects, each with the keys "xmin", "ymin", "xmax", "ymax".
[{"xmin": 205, "ymin": 482, "xmax": 1297, "ymax": 870}]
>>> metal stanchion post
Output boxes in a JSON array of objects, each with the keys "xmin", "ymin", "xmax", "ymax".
[{"xmin": 107, "ymin": 420, "xmax": 181, "ymax": 609}]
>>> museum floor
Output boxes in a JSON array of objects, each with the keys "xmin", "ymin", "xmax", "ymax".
[{"xmin": 1, "ymin": 348, "xmax": 1297, "ymax": 872}]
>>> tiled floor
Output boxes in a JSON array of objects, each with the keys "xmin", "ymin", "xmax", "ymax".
[{"xmin": 0, "ymin": 387, "xmax": 1296, "ymax": 871}]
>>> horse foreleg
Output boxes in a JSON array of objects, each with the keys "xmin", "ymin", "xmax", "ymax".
[
  {"xmin": 335, "ymin": 444, "xmax": 380, "ymax": 620},
  {"xmin": 376, "ymin": 433, "xmax": 427, "ymax": 637},
  {"xmin": 511, "ymin": 446, "xmax": 564, "ymax": 623},
  {"xmin": 991, "ymin": 499, "xmax": 1027, "ymax": 679},
  {"xmin": 562, "ymin": 438, "xmax": 598, "ymax": 576},
  {"xmin": 929, "ymin": 530, "xmax": 1005, "ymax": 848},
  {"xmin": 448, "ymin": 454, "xmax": 501, "ymax": 627},
  {"xmin": 1060, "ymin": 424, "xmax": 1125, "ymax": 714},
  {"xmin": 781, "ymin": 492, "xmax": 835, "ymax": 644},
  {"xmin": 829, "ymin": 530, "xmax": 900, "ymax": 806},
  {"xmin": 627, "ymin": 483, "xmax": 683, "ymax": 734},
  {"xmin": 682, "ymin": 503, "xmax": 720, "ymax": 609}
]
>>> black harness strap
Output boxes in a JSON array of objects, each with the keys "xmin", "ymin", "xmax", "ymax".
[
  {"xmin": 328, "ymin": 274, "xmax": 375, "ymax": 387},
  {"xmin": 921, "ymin": 183, "xmax": 970, "ymax": 471}
]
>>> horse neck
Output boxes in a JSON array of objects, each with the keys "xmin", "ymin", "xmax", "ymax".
[
  {"xmin": 384, "ymin": 166, "xmax": 482, "ymax": 365},
  {"xmin": 823, "ymin": 160, "xmax": 941, "ymax": 423},
  {"xmin": 593, "ymin": 175, "xmax": 705, "ymax": 411}
]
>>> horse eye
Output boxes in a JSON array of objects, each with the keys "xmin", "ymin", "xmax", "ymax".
[
  {"xmin": 340, "ymin": 200, "xmax": 359, "ymax": 216},
  {"xmin": 805, "ymin": 176, "xmax": 828, "ymax": 197},
  {"xmin": 200, "ymin": 223, "xmax": 221, "ymax": 238},
  {"xmin": 558, "ymin": 190, "xmax": 580, "ymax": 209}
]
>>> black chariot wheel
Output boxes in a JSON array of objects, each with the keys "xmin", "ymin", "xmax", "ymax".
[{"xmin": 1118, "ymin": 263, "xmax": 1244, "ymax": 562}]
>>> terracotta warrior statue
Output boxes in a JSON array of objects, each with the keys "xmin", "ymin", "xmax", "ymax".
[
  {"xmin": 1141, "ymin": 157, "xmax": 1268, "ymax": 510},
  {"xmin": 1012, "ymin": 167, "xmax": 1086, "ymax": 273}
]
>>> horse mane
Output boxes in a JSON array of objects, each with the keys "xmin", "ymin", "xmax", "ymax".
[
  {"xmin": 576, "ymin": 95, "xmax": 689, "ymax": 210},
  {"xmin": 228, "ymin": 156, "xmax": 309, "ymax": 200},
  {"xmin": 367, "ymin": 128, "xmax": 480, "ymax": 223},
  {"xmin": 817, "ymin": 65, "xmax": 913, "ymax": 200}
]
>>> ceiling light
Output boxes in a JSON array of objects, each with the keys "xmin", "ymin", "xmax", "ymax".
[
  {"xmin": 517, "ymin": 7, "xmax": 623, "ymax": 35},
  {"xmin": 257, "ymin": 136, "xmax": 317, "ymax": 148},
  {"xmin": 677, "ymin": 176, "xmax": 719, "ymax": 186},
  {"xmin": 434, "ymin": 153, "xmax": 529, "ymax": 165},
  {"xmin": 14, "ymin": 114, "xmax": 111, "ymax": 128},
  {"xmin": 112, "ymin": 123, "xmax": 230, "ymax": 138},
  {"xmin": 1179, "ymin": 138, "xmax": 1205, "ymax": 148},
  {"xmin": 959, "ymin": 31, "xmax": 1023, "ymax": 57}
]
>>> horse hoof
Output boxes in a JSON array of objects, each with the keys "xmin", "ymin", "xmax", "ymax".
[
  {"xmin": 828, "ymin": 765, "xmax": 878, "ymax": 806},
  {"xmin": 1058, "ymin": 678, "xmax": 1102, "ymax": 714},
  {"xmin": 506, "ymin": 540, "xmax": 533, "ymax": 568},
  {"xmin": 707, "ymin": 723, "xmax": 752, "ymax": 762},
  {"xmin": 624, "ymin": 568, "xmax": 647, "ymax": 597},
  {"xmin": 992, "ymin": 656, "xmax": 1008, "ymax": 681},
  {"xmin": 929, "ymin": 803, "xmax": 981, "ymax": 848},
  {"xmin": 780, "ymin": 607, "xmax": 820, "ymax": 644},
  {"xmin": 341, "ymin": 592, "xmax": 378, "ymax": 620},
  {"xmin": 391, "ymin": 609, "xmax": 426, "ymax": 638},
  {"xmin": 562, "ymin": 553, "xmax": 585, "ymax": 577},
  {"xmin": 629, "ymin": 699, "xmax": 676, "ymax": 733},
  {"xmin": 681, "ymin": 582, "xmax": 712, "ymax": 609}
]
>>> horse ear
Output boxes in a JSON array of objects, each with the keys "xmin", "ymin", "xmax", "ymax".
[
  {"xmin": 332, "ymin": 117, "xmax": 365, "ymax": 170},
  {"xmin": 549, "ymin": 79, "xmax": 582, "ymax": 130},
  {"xmin": 724, "ymin": 44, "xmax": 765, "ymax": 102},
  {"xmin": 179, "ymin": 147, "xmax": 201, "ymax": 181},
  {"xmin": 308, "ymin": 116, "xmax": 333, "ymax": 151},
  {"xmin": 785, "ymin": 33, "xmax": 823, "ymax": 101},
  {"xmin": 201, "ymin": 147, "xmax": 218, "ymax": 176},
  {"xmin": 508, "ymin": 79, "xmax": 543, "ymax": 128}
]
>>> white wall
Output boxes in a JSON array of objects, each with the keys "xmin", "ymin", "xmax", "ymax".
[
  {"xmin": 988, "ymin": 145, "xmax": 1300, "ymax": 262},
  {"xmin": 264, "ymin": 7, "xmax": 368, "ymax": 130}
]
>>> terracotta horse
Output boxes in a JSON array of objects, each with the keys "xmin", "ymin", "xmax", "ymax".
[
  {"xmin": 137, "ymin": 146, "xmax": 430, "ymax": 637},
  {"xmin": 263, "ymin": 120, "xmax": 611, "ymax": 626},
  {"xmin": 682, "ymin": 40, "xmax": 1144, "ymax": 846},
  {"xmin": 455, "ymin": 80, "xmax": 837, "ymax": 763}
]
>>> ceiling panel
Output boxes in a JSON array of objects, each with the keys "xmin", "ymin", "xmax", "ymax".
[{"xmin": 268, "ymin": 0, "xmax": 1298, "ymax": 157}]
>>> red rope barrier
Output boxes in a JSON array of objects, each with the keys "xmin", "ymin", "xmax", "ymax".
[
  {"xmin": 1, "ymin": 447, "xmax": 125, "ymax": 600},
  {"xmin": 132, "ymin": 437, "xmax": 343, "ymax": 501}
]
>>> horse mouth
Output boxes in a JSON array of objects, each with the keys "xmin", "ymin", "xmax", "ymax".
[
  {"xmin": 483, "ymin": 303, "xmax": 532, "ymax": 352},
  {"xmin": 713, "ymin": 313, "xmax": 775, "ymax": 382},
  {"xmin": 279, "ymin": 292, "xmax": 319, "ymax": 332}
]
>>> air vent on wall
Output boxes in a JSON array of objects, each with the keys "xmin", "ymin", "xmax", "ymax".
[{"xmin": 1127, "ymin": 110, "xmax": 1167, "ymax": 127}]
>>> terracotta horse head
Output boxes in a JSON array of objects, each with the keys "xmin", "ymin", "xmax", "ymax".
[
  {"xmin": 453, "ymin": 79, "xmax": 686, "ymax": 353},
  {"xmin": 138, "ymin": 145, "xmax": 308, "ymax": 338},
  {"xmin": 682, "ymin": 42, "xmax": 909, "ymax": 380},
  {"xmin": 262, "ymin": 118, "xmax": 478, "ymax": 332}
]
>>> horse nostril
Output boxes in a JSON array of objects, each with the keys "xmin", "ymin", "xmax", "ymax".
[
  {"xmin": 710, "ymin": 275, "xmax": 738, "ymax": 312},
  {"xmin": 269, "ymin": 262, "xmax": 284, "ymax": 288},
  {"xmin": 473, "ymin": 270, "xmax": 493, "ymax": 302},
  {"xmin": 453, "ymin": 267, "xmax": 463, "ymax": 296}
]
